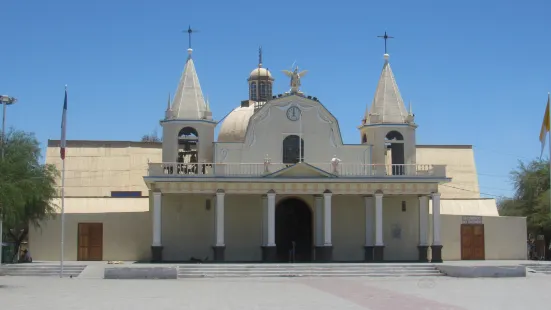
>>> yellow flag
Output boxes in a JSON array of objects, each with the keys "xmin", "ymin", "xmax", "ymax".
[{"xmin": 539, "ymin": 93, "xmax": 551, "ymax": 157}]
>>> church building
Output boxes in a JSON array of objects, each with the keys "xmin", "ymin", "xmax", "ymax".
[{"xmin": 30, "ymin": 42, "xmax": 527, "ymax": 263}]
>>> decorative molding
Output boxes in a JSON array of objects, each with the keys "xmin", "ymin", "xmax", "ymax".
[
  {"xmin": 153, "ymin": 181, "xmax": 437, "ymax": 195},
  {"xmin": 219, "ymin": 148, "xmax": 229, "ymax": 162},
  {"xmin": 462, "ymin": 216, "xmax": 482, "ymax": 224}
]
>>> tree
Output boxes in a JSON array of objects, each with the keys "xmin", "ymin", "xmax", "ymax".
[
  {"xmin": 498, "ymin": 158, "xmax": 551, "ymax": 246},
  {"xmin": 141, "ymin": 130, "xmax": 161, "ymax": 142},
  {"xmin": 0, "ymin": 129, "xmax": 59, "ymax": 262}
]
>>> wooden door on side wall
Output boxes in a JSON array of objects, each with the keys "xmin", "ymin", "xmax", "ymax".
[
  {"xmin": 461, "ymin": 224, "xmax": 485, "ymax": 260},
  {"xmin": 78, "ymin": 223, "xmax": 103, "ymax": 261}
]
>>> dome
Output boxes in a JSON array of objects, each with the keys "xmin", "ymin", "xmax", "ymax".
[
  {"xmin": 218, "ymin": 105, "xmax": 255, "ymax": 142},
  {"xmin": 248, "ymin": 67, "xmax": 273, "ymax": 80}
]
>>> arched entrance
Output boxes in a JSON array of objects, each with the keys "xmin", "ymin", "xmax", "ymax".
[{"xmin": 275, "ymin": 198, "xmax": 313, "ymax": 262}]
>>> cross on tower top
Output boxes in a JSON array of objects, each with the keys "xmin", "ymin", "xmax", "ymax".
[
  {"xmin": 259, "ymin": 46, "xmax": 263, "ymax": 67},
  {"xmin": 185, "ymin": 25, "xmax": 199, "ymax": 49},
  {"xmin": 377, "ymin": 31, "xmax": 394, "ymax": 54}
]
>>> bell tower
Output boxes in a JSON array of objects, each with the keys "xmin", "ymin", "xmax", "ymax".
[
  {"xmin": 359, "ymin": 53, "xmax": 416, "ymax": 175},
  {"xmin": 161, "ymin": 41, "xmax": 216, "ymax": 164},
  {"xmin": 248, "ymin": 47, "xmax": 274, "ymax": 103}
]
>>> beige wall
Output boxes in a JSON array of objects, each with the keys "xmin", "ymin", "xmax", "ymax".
[
  {"xmin": 437, "ymin": 215, "xmax": 527, "ymax": 260},
  {"xmin": 158, "ymin": 193, "xmax": 524, "ymax": 262},
  {"xmin": 417, "ymin": 146, "xmax": 480, "ymax": 199},
  {"xmin": 46, "ymin": 140, "xmax": 162, "ymax": 197},
  {"xmin": 29, "ymin": 197, "xmax": 151, "ymax": 261},
  {"xmin": 160, "ymin": 193, "xmax": 421, "ymax": 262},
  {"xmin": 434, "ymin": 199, "xmax": 499, "ymax": 216},
  {"xmin": 29, "ymin": 195, "xmax": 527, "ymax": 262}
]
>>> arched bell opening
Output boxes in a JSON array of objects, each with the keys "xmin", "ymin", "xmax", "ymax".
[
  {"xmin": 176, "ymin": 127, "xmax": 199, "ymax": 174},
  {"xmin": 385, "ymin": 130, "xmax": 405, "ymax": 175}
]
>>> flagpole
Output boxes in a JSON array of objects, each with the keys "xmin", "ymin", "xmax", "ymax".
[
  {"xmin": 548, "ymin": 92, "xmax": 551, "ymax": 214},
  {"xmin": 59, "ymin": 85, "xmax": 67, "ymax": 278},
  {"xmin": 60, "ymin": 155, "xmax": 65, "ymax": 277},
  {"xmin": 299, "ymin": 108, "xmax": 302, "ymax": 162}
]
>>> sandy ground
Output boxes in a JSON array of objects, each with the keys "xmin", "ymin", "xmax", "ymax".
[{"xmin": 1, "ymin": 274, "xmax": 550, "ymax": 310}]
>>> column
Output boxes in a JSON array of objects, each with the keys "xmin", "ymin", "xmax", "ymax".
[
  {"xmin": 417, "ymin": 195, "xmax": 429, "ymax": 262},
  {"xmin": 323, "ymin": 191, "xmax": 332, "ymax": 245},
  {"xmin": 261, "ymin": 190, "xmax": 277, "ymax": 262},
  {"xmin": 261, "ymin": 195, "xmax": 268, "ymax": 245},
  {"xmin": 267, "ymin": 192, "xmax": 276, "ymax": 246},
  {"xmin": 374, "ymin": 192, "xmax": 384, "ymax": 262},
  {"xmin": 213, "ymin": 190, "xmax": 225, "ymax": 261},
  {"xmin": 431, "ymin": 192, "xmax": 443, "ymax": 262},
  {"xmin": 364, "ymin": 196, "xmax": 374, "ymax": 261},
  {"xmin": 316, "ymin": 190, "xmax": 333, "ymax": 262},
  {"xmin": 314, "ymin": 195, "xmax": 323, "ymax": 246},
  {"xmin": 151, "ymin": 191, "xmax": 163, "ymax": 262}
]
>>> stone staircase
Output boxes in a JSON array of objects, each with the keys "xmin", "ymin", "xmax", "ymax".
[
  {"xmin": 177, "ymin": 263, "xmax": 444, "ymax": 278},
  {"xmin": 524, "ymin": 263, "xmax": 551, "ymax": 275},
  {"xmin": 0, "ymin": 264, "xmax": 87, "ymax": 277}
]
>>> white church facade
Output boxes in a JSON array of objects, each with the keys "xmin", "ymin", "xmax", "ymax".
[{"xmin": 29, "ymin": 45, "xmax": 528, "ymax": 263}]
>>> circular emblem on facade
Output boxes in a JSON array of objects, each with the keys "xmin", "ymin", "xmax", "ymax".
[{"xmin": 286, "ymin": 106, "xmax": 301, "ymax": 121}]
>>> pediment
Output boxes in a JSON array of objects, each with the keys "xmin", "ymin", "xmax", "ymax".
[{"xmin": 265, "ymin": 162, "xmax": 336, "ymax": 178}]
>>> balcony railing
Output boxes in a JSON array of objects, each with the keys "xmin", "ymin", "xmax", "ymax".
[{"xmin": 147, "ymin": 162, "xmax": 447, "ymax": 178}]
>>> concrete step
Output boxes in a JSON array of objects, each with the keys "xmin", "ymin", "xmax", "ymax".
[
  {"xmin": 178, "ymin": 269, "xmax": 440, "ymax": 274},
  {"xmin": 523, "ymin": 264, "xmax": 551, "ymax": 274},
  {"xmin": 180, "ymin": 273, "xmax": 445, "ymax": 278},
  {"xmin": 176, "ymin": 264, "xmax": 444, "ymax": 278},
  {"xmin": 0, "ymin": 265, "xmax": 87, "ymax": 277},
  {"xmin": 178, "ymin": 266, "xmax": 438, "ymax": 270}
]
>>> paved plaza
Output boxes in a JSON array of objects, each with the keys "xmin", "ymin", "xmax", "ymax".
[{"xmin": 1, "ymin": 274, "xmax": 550, "ymax": 309}]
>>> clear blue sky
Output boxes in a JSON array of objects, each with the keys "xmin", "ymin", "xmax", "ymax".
[{"xmin": 1, "ymin": 0, "xmax": 550, "ymax": 199}]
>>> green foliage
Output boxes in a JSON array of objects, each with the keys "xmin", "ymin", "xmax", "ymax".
[
  {"xmin": 0, "ymin": 129, "xmax": 59, "ymax": 229},
  {"xmin": 498, "ymin": 158, "xmax": 551, "ymax": 235},
  {"xmin": 141, "ymin": 130, "xmax": 161, "ymax": 142}
]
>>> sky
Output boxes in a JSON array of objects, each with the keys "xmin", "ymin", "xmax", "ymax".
[{"xmin": 1, "ymin": 0, "xmax": 550, "ymax": 199}]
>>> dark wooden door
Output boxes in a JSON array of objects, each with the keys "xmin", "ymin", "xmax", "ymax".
[
  {"xmin": 78, "ymin": 223, "xmax": 103, "ymax": 261},
  {"xmin": 461, "ymin": 224, "xmax": 485, "ymax": 260}
]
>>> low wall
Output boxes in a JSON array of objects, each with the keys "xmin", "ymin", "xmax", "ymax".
[
  {"xmin": 104, "ymin": 267, "xmax": 177, "ymax": 279},
  {"xmin": 437, "ymin": 265, "xmax": 526, "ymax": 278}
]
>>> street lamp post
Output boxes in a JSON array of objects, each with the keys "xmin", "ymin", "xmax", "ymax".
[
  {"xmin": 1, "ymin": 95, "xmax": 17, "ymax": 159},
  {"xmin": 0, "ymin": 94, "xmax": 17, "ymax": 264}
]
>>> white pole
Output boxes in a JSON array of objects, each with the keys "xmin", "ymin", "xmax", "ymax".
[
  {"xmin": 299, "ymin": 108, "xmax": 302, "ymax": 162},
  {"xmin": 548, "ymin": 92, "xmax": 551, "ymax": 214},
  {"xmin": 60, "ymin": 157, "xmax": 66, "ymax": 277},
  {"xmin": 0, "ymin": 102, "xmax": 4, "ymax": 263},
  {"xmin": 0, "ymin": 218, "xmax": 3, "ymax": 264}
]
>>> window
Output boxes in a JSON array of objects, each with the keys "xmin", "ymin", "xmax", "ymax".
[
  {"xmin": 282, "ymin": 135, "xmax": 304, "ymax": 164},
  {"xmin": 260, "ymin": 82, "xmax": 266, "ymax": 100},
  {"xmin": 250, "ymin": 82, "xmax": 257, "ymax": 101},
  {"xmin": 110, "ymin": 191, "xmax": 142, "ymax": 198}
]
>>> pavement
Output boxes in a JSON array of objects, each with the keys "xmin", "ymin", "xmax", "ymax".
[{"xmin": 1, "ymin": 274, "xmax": 550, "ymax": 309}]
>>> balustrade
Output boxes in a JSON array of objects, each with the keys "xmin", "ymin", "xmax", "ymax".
[{"xmin": 147, "ymin": 162, "xmax": 447, "ymax": 178}]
